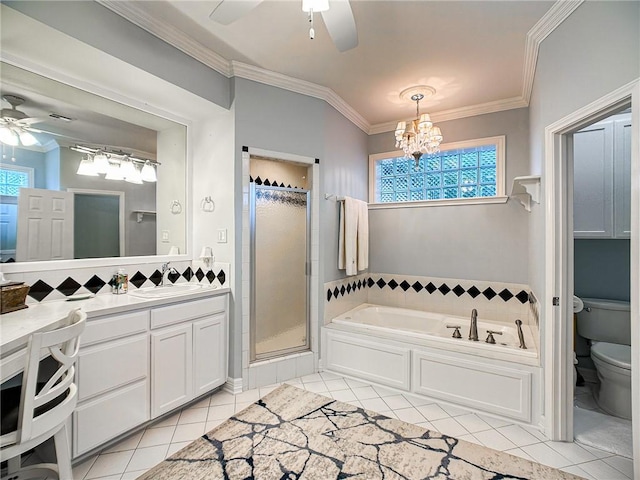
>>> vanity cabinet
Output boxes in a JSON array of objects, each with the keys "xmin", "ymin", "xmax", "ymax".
[
  {"xmin": 574, "ymin": 113, "xmax": 631, "ymax": 239},
  {"xmin": 150, "ymin": 296, "xmax": 228, "ymax": 418},
  {"xmin": 72, "ymin": 292, "xmax": 228, "ymax": 459}
]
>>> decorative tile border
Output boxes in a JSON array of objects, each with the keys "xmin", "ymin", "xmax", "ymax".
[
  {"xmin": 250, "ymin": 175, "xmax": 305, "ymax": 190},
  {"xmin": 8, "ymin": 262, "xmax": 229, "ymax": 304}
]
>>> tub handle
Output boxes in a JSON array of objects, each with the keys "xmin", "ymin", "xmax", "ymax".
[
  {"xmin": 485, "ymin": 330, "xmax": 503, "ymax": 344},
  {"xmin": 446, "ymin": 325, "xmax": 462, "ymax": 339}
]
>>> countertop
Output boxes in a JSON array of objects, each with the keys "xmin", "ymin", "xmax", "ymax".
[{"xmin": 0, "ymin": 285, "xmax": 229, "ymax": 357}]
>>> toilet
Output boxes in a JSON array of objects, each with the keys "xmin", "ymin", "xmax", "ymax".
[{"xmin": 575, "ymin": 297, "xmax": 631, "ymax": 419}]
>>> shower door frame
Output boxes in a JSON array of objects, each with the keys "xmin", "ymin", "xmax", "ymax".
[{"xmin": 249, "ymin": 183, "xmax": 311, "ymax": 362}]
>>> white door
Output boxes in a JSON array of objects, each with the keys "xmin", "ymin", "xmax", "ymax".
[
  {"xmin": 16, "ymin": 187, "xmax": 74, "ymax": 261},
  {"xmin": 193, "ymin": 313, "xmax": 226, "ymax": 397},
  {"xmin": 151, "ymin": 324, "xmax": 193, "ymax": 417}
]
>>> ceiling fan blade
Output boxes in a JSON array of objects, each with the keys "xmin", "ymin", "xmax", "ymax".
[
  {"xmin": 209, "ymin": 0, "xmax": 264, "ymax": 25},
  {"xmin": 321, "ymin": 0, "xmax": 358, "ymax": 52},
  {"xmin": 18, "ymin": 117, "xmax": 46, "ymax": 126}
]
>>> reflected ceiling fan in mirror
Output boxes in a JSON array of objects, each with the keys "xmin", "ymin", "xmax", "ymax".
[
  {"xmin": 0, "ymin": 95, "xmax": 45, "ymax": 146},
  {"xmin": 209, "ymin": 0, "xmax": 358, "ymax": 52}
]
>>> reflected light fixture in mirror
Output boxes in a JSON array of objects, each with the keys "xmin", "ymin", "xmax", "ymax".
[{"xmin": 76, "ymin": 155, "xmax": 98, "ymax": 176}]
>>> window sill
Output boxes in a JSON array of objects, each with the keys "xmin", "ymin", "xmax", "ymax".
[{"xmin": 368, "ymin": 196, "xmax": 509, "ymax": 209}]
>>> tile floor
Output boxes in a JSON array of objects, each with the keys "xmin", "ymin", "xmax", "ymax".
[{"xmin": 72, "ymin": 372, "xmax": 634, "ymax": 480}]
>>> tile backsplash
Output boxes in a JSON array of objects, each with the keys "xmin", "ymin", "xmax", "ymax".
[
  {"xmin": 5, "ymin": 262, "xmax": 230, "ymax": 304},
  {"xmin": 324, "ymin": 273, "xmax": 531, "ymax": 325}
]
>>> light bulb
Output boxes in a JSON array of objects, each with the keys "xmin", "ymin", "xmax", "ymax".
[
  {"xmin": 105, "ymin": 162, "xmax": 124, "ymax": 180},
  {"xmin": 18, "ymin": 130, "xmax": 39, "ymax": 146},
  {"xmin": 140, "ymin": 162, "xmax": 157, "ymax": 182}
]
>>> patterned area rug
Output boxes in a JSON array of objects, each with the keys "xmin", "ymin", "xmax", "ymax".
[{"xmin": 139, "ymin": 384, "xmax": 581, "ymax": 479}]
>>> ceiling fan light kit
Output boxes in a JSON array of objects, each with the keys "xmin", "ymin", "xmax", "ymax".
[{"xmin": 395, "ymin": 85, "xmax": 444, "ymax": 166}]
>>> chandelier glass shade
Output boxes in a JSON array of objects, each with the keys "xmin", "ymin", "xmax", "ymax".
[{"xmin": 394, "ymin": 86, "xmax": 443, "ymax": 165}]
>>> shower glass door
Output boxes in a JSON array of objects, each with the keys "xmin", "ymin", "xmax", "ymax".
[{"xmin": 250, "ymin": 184, "xmax": 310, "ymax": 361}]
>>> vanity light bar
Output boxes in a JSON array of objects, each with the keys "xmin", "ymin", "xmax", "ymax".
[{"xmin": 70, "ymin": 145, "xmax": 161, "ymax": 166}]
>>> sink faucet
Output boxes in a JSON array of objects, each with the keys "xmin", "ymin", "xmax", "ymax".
[
  {"xmin": 160, "ymin": 262, "xmax": 177, "ymax": 287},
  {"xmin": 469, "ymin": 308, "xmax": 479, "ymax": 341}
]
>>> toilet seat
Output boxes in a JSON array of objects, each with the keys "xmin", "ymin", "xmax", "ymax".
[{"xmin": 591, "ymin": 342, "xmax": 631, "ymax": 370}]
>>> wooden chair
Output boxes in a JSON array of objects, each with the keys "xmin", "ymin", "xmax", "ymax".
[{"xmin": 1, "ymin": 308, "xmax": 86, "ymax": 480}]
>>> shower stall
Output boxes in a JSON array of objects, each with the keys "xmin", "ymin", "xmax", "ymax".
[{"xmin": 250, "ymin": 183, "xmax": 310, "ymax": 361}]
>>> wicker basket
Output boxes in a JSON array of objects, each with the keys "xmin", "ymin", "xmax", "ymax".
[{"xmin": 0, "ymin": 283, "xmax": 30, "ymax": 314}]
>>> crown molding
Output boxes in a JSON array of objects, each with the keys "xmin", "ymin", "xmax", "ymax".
[
  {"xmin": 231, "ymin": 62, "xmax": 369, "ymax": 133},
  {"xmin": 97, "ymin": 0, "xmax": 232, "ymax": 77},
  {"xmin": 368, "ymin": 96, "xmax": 528, "ymax": 135},
  {"xmin": 98, "ymin": 0, "xmax": 580, "ymax": 136},
  {"xmin": 521, "ymin": 0, "xmax": 584, "ymax": 103}
]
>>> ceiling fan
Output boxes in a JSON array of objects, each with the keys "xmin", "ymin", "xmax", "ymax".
[
  {"xmin": 0, "ymin": 95, "xmax": 46, "ymax": 146},
  {"xmin": 209, "ymin": 0, "xmax": 358, "ymax": 52}
]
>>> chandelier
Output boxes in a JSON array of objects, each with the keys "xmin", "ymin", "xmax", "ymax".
[{"xmin": 394, "ymin": 86, "xmax": 443, "ymax": 166}]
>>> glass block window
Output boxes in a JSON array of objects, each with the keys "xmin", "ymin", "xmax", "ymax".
[
  {"xmin": 370, "ymin": 136, "xmax": 505, "ymax": 205},
  {"xmin": 0, "ymin": 165, "xmax": 32, "ymax": 196}
]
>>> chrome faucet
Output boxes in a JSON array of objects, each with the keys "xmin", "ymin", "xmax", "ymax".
[
  {"xmin": 469, "ymin": 308, "xmax": 479, "ymax": 341},
  {"xmin": 160, "ymin": 262, "xmax": 177, "ymax": 287}
]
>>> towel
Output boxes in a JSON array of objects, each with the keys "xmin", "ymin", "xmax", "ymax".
[{"xmin": 338, "ymin": 196, "xmax": 368, "ymax": 276}]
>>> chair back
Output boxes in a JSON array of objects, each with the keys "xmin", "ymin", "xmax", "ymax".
[{"xmin": 17, "ymin": 308, "xmax": 86, "ymax": 443}]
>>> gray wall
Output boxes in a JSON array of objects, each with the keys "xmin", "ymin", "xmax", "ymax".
[
  {"xmin": 368, "ymin": 108, "xmax": 530, "ymax": 283},
  {"xmin": 4, "ymin": 1, "xmax": 231, "ymax": 109},
  {"xmin": 574, "ymin": 239, "xmax": 630, "ymax": 302},
  {"xmin": 528, "ymin": 1, "xmax": 640, "ymax": 308}
]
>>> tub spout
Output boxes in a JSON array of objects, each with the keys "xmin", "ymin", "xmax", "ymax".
[
  {"xmin": 515, "ymin": 319, "xmax": 527, "ymax": 349},
  {"xmin": 469, "ymin": 308, "xmax": 479, "ymax": 341}
]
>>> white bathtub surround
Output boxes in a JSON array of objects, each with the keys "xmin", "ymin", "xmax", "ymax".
[
  {"xmin": 322, "ymin": 304, "xmax": 542, "ymax": 425},
  {"xmin": 325, "ymin": 273, "xmax": 531, "ymax": 326}
]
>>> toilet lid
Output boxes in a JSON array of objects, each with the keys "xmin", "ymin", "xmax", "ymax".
[{"xmin": 591, "ymin": 342, "xmax": 631, "ymax": 370}]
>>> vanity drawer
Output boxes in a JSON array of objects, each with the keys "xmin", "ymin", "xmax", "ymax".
[
  {"xmin": 82, "ymin": 310, "xmax": 149, "ymax": 346},
  {"xmin": 73, "ymin": 380, "xmax": 149, "ymax": 458},
  {"xmin": 77, "ymin": 334, "xmax": 148, "ymax": 401},
  {"xmin": 151, "ymin": 296, "xmax": 225, "ymax": 329}
]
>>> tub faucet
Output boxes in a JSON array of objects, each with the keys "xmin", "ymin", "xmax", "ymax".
[
  {"xmin": 515, "ymin": 319, "xmax": 527, "ymax": 349},
  {"xmin": 469, "ymin": 308, "xmax": 479, "ymax": 341},
  {"xmin": 160, "ymin": 262, "xmax": 177, "ymax": 287}
]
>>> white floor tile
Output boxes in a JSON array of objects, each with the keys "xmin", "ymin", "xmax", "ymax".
[
  {"xmin": 496, "ymin": 424, "xmax": 542, "ymax": 447},
  {"xmin": 520, "ymin": 424, "xmax": 548, "ymax": 442},
  {"xmin": 579, "ymin": 459, "xmax": 631, "ymax": 480},
  {"xmin": 208, "ymin": 404, "xmax": 235, "ymax": 421},
  {"xmin": 520, "ymin": 442, "xmax": 573, "ymax": 469},
  {"xmin": 121, "ymin": 469, "xmax": 150, "ymax": 480},
  {"xmin": 457, "ymin": 433, "xmax": 482, "ymax": 446},
  {"xmin": 439, "ymin": 404, "xmax": 470, "ymax": 417},
  {"xmin": 473, "ymin": 429, "xmax": 517, "ymax": 452},
  {"xmin": 172, "ymin": 423, "xmax": 206, "ymax": 443},
  {"xmin": 478, "ymin": 414, "xmax": 513, "ymax": 430},
  {"xmin": 379, "ymin": 410, "xmax": 398, "ymax": 419},
  {"xmin": 72, "ymin": 455, "xmax": 97, "ymax": 480},
  {"xmin": 382, "ymin": 395, "xmax": 412, "ymax": 410},
  {"xmin": 149, "ymin": 412, "xmax": 181, "ymax": 429},
  {"xmin": 393, "ymin": 407, "xmax": 427, "ymax": 425},
  {"xmin": 206, "ymin": 418, "xmax": 226, "ymax": 432},
  {"xmin": 85, "ymin": 451, "xmax": 134, "ymax": 479},
  {"xmin": 351, "ymin": 386, "xmax": 379, "ymax": 400},
  {"xmin": 504, "ymin": 447, "xmax": 536, "ymax": 462},
  {"xmin": 415, "ymin": 403, "xmax": 450, "ymax": 422},
  {"xmin": 190, "ymin": 396, "xmax": 211, "ymax": 409},
  {"xmin": 372, "ymin": 385, "xmax": 400, "ymax": 398},
  {"xmin": 544, "ymin": 440, "xmax": 597, "ymax": 465},
  {"xmin": 209, "ymin": 391, "xmax": 236, "ymax": 406},
  {"xmin": 330, "ymin": 389, "xmax": 357, "ymax": 402},
  {"xmin": 324, "ymin": 379, "xmax": 350, "ymax": 392},
  {"xmin": 454, "ymin": 414, "xmax": 492, "ymax": 434},
  {"xmin": 344, "ymin": 378, "xmax": 370, "ymax": 389},
  {"xmin": 560, "ymin": 464, "xmax": 595, "ymax": 480},
  {"xmin": 319, "ymin": 371, "xmax": 342, "ymax": 381},
  {"xmin": 125, "ymin": 445, "xmax": 169, "ymax": 472},
  {"xmin": 578, "ymin": 443, "xmax": 617, "ymax": 460},
  {"xmin": 235, "ymin": 401, "xmax": 255, "ymax": 413},
  {"xmin": 404, "ymin": 394, "xmax": 433, "ymax": 407},
  {"xmin": 235, "ymin": 388, "xmax": 260, "ymax": 403},
  {"xmin": 359, "ymin": 397, "xmax": 390, "ymax": 413},
  {"xmin": 178, "ymin": 407, "xmax": 209, "ymax": 424},
  {"xmin": 166, "ymin": 441, "xmax": 192, "ymax": 458},
  {"xmin": 102, "ymin": 430, "xmax": 144, "ymax": 453},
  {"xmin": 602, "ymin": 455, "xmax": 634, "ymax": 479},
  {"xmin": 304, "ymin": 381, "xmax": 328, "ymax": 393},
  {"xmin": 300, "ymin": 373, "xmax": 324, "ymax": 383},
  {"xmin": 429, "ymin": 417, "xmax": 468, "ymax": 438},
  {"xmin": 137, "ymin": 426, "xmax": 176, "ymax": 449},
  {"xmin": 259, "ymin": 383, "xmax": 281, "ymax": 397}
]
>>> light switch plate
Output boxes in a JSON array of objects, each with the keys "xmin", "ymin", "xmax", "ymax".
[{"xmin": 217, "ymin": 228, "xmax": 227, "ymax": 243}]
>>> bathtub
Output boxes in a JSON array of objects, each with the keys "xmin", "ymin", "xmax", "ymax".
[{"xmin": 322, "ymin": 303, "xmax": 541, "ymax": 423}]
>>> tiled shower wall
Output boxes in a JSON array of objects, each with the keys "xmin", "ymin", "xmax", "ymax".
[
  {"xmin": 5, "ymin": 261, "xmax": 230, "ymax": 304},
  {"xmin": 324, "ymin": 273, "xmax": 531, "ymax": 325}
]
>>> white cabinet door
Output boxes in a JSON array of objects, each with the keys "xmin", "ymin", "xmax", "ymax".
[
  {"xmin": 151, "ymin": 324, "xmax": 193, "ymax": 418},
  {"xmin": 193, "ymin": 312, "xmax": 227, "ymax": 397},
  {"xmin": 614, "ymin": 117, "xmax": 632, "ymax": 238},
  {"xmin": 573, "ymin": 122, "xmax": 614, "ymax": 238}
]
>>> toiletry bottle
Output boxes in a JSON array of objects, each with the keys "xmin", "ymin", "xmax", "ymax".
[{"xmin": 118, "ymin": 268, "xmax": 129, "ymax": 294}]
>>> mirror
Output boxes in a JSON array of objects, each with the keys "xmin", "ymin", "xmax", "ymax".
[{"xmin": 0, "ymin": 62, "xmax": 187, "ymax": 263}]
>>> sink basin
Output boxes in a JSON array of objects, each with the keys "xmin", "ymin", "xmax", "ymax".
[{"xmin": 130, "ymin": 284, "xmax": 210, "ymax": 298}]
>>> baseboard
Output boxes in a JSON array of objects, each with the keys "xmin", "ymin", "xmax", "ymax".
[
  {"xmin": 224, "ymin": 377, "xmax": 243, "ymax": 395},
  {"xmin": 318, "ymin": 358, "xmax": 324, "ymax": 371}
]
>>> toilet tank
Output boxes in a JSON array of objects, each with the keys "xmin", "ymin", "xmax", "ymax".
[{"xmin": 576, "ymin": 298, "xmax": 630, "ymax": 346}]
